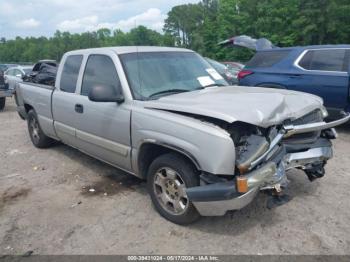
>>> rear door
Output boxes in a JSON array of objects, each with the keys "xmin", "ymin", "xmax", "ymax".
[
  {"xmin": 52, "ymin": 55, "xmax": 83, "ymax": 147},
  {"xmin": 73, "ymin": 53, "xmax": 132, "ymax": 171},
  {"xmin": 293, "ymin": 48, "xmax": 349, "ymax": 112}
]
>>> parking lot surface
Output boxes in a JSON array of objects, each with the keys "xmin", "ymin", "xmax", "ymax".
[{"xmin": 1, "ymin": 98, "xmax": 350, "ymax": 255}]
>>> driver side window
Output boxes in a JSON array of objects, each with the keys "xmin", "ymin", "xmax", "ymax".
[{"xmin": 81, "ymin": 55, "xmax": 122, "ymax": 97}]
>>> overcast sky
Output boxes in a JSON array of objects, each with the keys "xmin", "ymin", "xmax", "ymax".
[{"xmin": 0, "ymin": 0, "xmax": 198, "ymax": 39}]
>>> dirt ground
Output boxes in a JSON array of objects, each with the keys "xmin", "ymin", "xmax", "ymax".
[{"xmin": 0, "ymin": 97, "xmax": 350, "ymax": 255}]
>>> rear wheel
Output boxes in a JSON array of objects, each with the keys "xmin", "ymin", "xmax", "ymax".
[
  {"xmin": 0, "ymin": 97, "xmax": 5, "ymax": 111},
  {"xmin": 147, "ymin": 153, "xmax": 200, "ymax": 225},
  {"xmin": 27, "ymin": 110, "xmax": 55, "ymax": 148}
]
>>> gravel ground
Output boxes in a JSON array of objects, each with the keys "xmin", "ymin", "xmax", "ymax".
[{"xmin": 0, "ymin": 97, "xmax": 350, "ymax": 255}]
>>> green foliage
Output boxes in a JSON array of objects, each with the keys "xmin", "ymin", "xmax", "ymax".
[
  {"xmin": 0, "ymin": 26, "xmax": 174, "ymax": 63},
  {"xmin": 1, "ymin": 0, "xmax": 350, "ymax": 63},
  {"xmin": 165, "ymin": 0, "xmax": 350, "ymax": 61}
]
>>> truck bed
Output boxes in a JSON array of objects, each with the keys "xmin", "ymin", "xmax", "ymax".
[{"xmin": 16, "ymin": 82, "xmax": 57, "ymax": 138}]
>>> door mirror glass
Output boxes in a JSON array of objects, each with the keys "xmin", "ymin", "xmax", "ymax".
[{"xmin": 88, "ymin": 85, "xmax": 124, "ymax": 103}]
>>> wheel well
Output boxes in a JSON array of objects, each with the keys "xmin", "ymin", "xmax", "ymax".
[
  {"xmin": 137, "ymin": 143, "xmax": 200, "ymax": 179},
  {"xmin": 24, "ymin": 104, "xmax": 33, "ymax": 113}
]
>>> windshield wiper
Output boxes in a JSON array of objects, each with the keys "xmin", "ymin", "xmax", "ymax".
[
  {"xmin": 195, "ymin": 83, "xmax": 227, "ymax": 90},
  {"xmin": 149, "ymin": 89, "xmax": 190, "ymax": 98}
]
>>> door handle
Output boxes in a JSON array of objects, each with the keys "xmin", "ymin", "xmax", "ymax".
[
  {"xmin": 289, "ymin": 74, "xmax": 301, "ymax": 78},
  {"xmin": 75, "ymin": 104, "xmax": 84, "ymax": 113}
]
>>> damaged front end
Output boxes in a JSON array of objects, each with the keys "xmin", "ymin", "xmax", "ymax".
[{"xmin": 186, "ymin": 110, "xmax": 350, "ymax": 216}]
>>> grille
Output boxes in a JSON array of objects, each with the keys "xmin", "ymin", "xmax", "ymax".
[{"xmin": 283, "ymin": 110, "xmax": 323, "ymax": 144}]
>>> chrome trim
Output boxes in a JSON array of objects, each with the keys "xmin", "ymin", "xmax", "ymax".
[
  {"xmin": 249, "ymin": 132, "xmax": 285, "ymax": 170},
  {"xmin": 248, "ymin": 112, "xmax": 348, "ymax": 170},
  {"xmin": 283, "ymin": 112, "xmax": 350, "ymax": 138},
  {"xmin": 284, "ymin": 147, "xmax": 333, "ymax": 170},
  {"xmin": 193, "ymin": 188, "xmax": 259, "ymax": 216},
  {"xmin": 294, "ymin": 48, "xmax": 350, "ymax": 74}
]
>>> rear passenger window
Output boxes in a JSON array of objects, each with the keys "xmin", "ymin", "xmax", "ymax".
[
  {"xmin": 299, "ymin": 49, "xmax": 346, "ymax": 72},
  {"xmin": 60, "ymin": 55, "xmax": 83, "ymax": 93},
  {"xmin": 246, "ymin": 50, "xmax": 290, "ymax": 68},
  {"xmin": 81, "ymin": 55, "xmax": 122, "ymax": 96}
]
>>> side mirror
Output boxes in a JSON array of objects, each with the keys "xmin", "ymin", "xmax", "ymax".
[{"xmin": 88, "ymin": 85, "xmax": 124, "ymax": 103}]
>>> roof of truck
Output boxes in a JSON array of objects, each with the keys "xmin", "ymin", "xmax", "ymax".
[{"xmin": 65, "ymin": 46, "xmax": 193, "ymax": 56}]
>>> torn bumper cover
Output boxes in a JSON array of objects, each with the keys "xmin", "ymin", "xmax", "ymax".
[{"xmin": 186, "ymin": 113, "xmax": 349, "ymax": 216}]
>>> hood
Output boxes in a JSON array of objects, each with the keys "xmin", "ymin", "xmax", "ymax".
[
  {"xmin": 218, "ymin": 35, "xmax": 277, "ymax": 51},
  {"xmin": 142, "ymin": 86, "xmax": 324, "ymax": 128}
]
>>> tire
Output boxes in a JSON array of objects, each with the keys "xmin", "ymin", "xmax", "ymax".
[
  {"xmin": 27, "ymin": 109, "xmax": 55, "ymax": 148},
  {"xmin": 0, "ymin": 97, "xmax": 5, "ymax": 111},
  {"xmin": 147, "ymin": 153, "xmax": 200, "ymax": 225}
]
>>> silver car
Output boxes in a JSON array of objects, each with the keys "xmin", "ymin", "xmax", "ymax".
[{"xmin": 4, "ymin": 66, "xmax": 33, "ymax": 90}]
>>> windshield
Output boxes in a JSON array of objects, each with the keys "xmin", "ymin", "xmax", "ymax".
[
  {"xmin": 23, "ymin": 68, "xmax": 32, "ymax": 74},
  {"xmin": 205, "ymin": 58, "xmax": 227, "ymax": 74},
  {"xmin": 119, "ymin": 52, "xmax": 228, "ymax": 100}
]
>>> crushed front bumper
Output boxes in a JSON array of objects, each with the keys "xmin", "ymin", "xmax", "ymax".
[
  {"xmin": 186, "ymin": 113, "xmax": 350, "ymax": 217},
  {"xmin": 187, "ymin": 143, "xmax": 333, "ymax": 216}
]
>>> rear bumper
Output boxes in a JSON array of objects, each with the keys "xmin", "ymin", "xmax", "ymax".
[
  {"xmin": 187, "ymin": 142, "xmax": 333, "ymax": 216},
  {"xmin": 0, "ymin": 89, "xmax": 13, "ymax": 98}
]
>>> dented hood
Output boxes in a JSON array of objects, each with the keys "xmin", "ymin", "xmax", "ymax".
[{"xmin": 143, "ymin": 86, "xmax": 324, "ymax": 128}]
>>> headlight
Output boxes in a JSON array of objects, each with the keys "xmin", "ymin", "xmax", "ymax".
[{"xmin": 320, "ymin": 106, "xmax": 328, "ymax": 118}]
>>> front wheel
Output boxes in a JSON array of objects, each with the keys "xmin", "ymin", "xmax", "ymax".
[
  {"xmin": 0, "ymin": 97, "xmax": 5, "ymax": 111},
  {"xmin": 147, "ymin": 153, "xmax": 200, "ymax": 225},
  {"xmin": 27, "ymin": 110, "xmax": 55, "ymax": 148}
]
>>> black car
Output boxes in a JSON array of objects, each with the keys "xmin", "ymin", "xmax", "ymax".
[{"xmin": 24, "ymin": 60, "xmax": 58, "ymax": 86}]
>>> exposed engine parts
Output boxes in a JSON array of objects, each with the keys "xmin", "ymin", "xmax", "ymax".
[{"xmin": 235, "ymin": 134, "xmax": 269, "ymax": 174}]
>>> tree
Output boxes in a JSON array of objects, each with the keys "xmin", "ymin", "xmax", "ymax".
[
  {"xmin": 1, "ymin": 0, "xmax": 350, "ymax": 63},
  {"xmin": 164, "ymin": 4, "xmax": 204, "ymax": 48}
]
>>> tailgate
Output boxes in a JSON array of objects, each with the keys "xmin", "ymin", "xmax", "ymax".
[{"xmin": 218, "ymin": 35, "xmax": 277, "ymax": 51}]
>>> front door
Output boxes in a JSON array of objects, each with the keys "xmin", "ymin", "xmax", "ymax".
[{"xmin": 74, "ymin": 54, "xmax": 132, "ymax": 171}]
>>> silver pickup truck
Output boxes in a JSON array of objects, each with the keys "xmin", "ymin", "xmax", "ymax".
[{"xmin": 16, "ymin": 46, "xmax": 349, "ymax": 224}]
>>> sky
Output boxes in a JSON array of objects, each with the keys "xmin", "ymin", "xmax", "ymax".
[{"xmin": 0, "ymin": 0, "xmax": 198, "ymax": 39}]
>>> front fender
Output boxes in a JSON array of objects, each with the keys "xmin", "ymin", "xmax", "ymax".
[{"xmin": 131, "ymin": 109, "xmax": 236, "ymax": 176}]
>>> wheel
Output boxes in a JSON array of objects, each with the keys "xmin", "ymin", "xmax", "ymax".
[
  {"xmin": 0, "ymin": 97, "xmax": 5, "ymax": 111},
  {"xmin": 147, "ymin": 153, "xmax": 200, "ymax": 224},
  {"xmin": 27, "ymin": 110, "xmax": 54, "ymax": 148}
]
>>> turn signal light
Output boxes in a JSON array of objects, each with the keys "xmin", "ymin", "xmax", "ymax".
[{"xmin": 236, "ymin": 176, "xmax": 248, "ymax": 193}]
